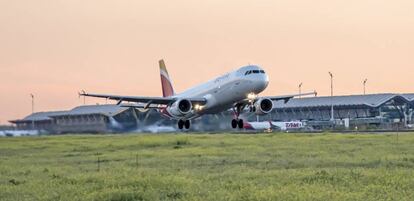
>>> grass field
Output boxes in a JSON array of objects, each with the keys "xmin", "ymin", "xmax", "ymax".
[{"xmin": 1, "ymin": 133, "xmax": 414, "ymax": 201}]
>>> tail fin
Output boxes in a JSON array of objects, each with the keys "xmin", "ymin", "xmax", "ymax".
[{"xmin": 159, "ymin": 59, "xmax": 175, "ymax": 97}]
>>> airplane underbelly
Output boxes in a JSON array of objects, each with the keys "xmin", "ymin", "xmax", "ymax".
[
  {"xmin": 194, "ymin": 80, "xmax": 251, "ymax": 115},
  {"xmin": 202, "ymin": 92, "xmax": 245, "ymax": 114}
]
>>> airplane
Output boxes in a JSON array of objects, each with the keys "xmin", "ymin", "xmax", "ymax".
[
  {"xmin": 80, "ymin": 60, "xmax": 316, "ymax": 130},
  {"xmin": 243, "ymin": 121, "xmax": 305, "ymax": 131}
]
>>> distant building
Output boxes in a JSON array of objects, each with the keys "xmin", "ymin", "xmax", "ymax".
[
  {"xmin": 269, "ymin": 93, "xmax": 414, "ymax": 129},
  {"xmin": 0, "ymin": 125, "xmax": 17, "ymax": 131},
  {"xmin": 10, "ymin": 105, "xmax": 139, "ymax": 134},
  {"xmin": 51, "ymin": 105, "xmax": 139, "ymax": 133},
  {"xmin": 9, "ymin": 111, "xmax": 67, "ymax": 132}
]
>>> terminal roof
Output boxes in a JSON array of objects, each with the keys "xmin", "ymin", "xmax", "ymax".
[
  {"xmin": 10, "ymin": 105, "xmax": 128, "ymax": 123},
  {"xmin": 273, "ymin": 93, "xmax": 414, "ymax": 109},
  {"xmin": 54, "ymin": 105, "xmax": 128, "ymax": 117}
]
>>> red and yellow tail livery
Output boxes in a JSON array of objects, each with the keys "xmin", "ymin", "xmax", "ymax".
[{"xmin": 159, "ymin": 59, "xmax": 175, "ymax": 97}]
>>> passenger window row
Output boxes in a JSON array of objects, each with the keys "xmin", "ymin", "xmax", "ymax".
[{"xmin": 245, "ymin": 70, "xmax": 265, "ymax": 75}]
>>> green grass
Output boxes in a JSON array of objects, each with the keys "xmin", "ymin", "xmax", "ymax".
[{"xmin": 1, "ymin": 133, "xmax": 414, "ymax": 201}]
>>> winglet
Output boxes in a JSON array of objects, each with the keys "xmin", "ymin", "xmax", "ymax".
[
  {"xmin": 159, "ymin": 59, "xmax": 175, "ymax": 97},
  {"xmin": 79, "ymin": 90, "xmax": 87, "ymax": 97}
]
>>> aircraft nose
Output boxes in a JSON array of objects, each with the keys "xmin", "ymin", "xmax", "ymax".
[
  {"xmin": 255, "ymin": 74, "xmax": 269, "ymax": 92},
  {"xmin": 260, "ymin": 77, "xmax": 269, "ymax": 90}
]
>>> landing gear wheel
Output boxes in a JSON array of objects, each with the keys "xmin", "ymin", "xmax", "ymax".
[
  {"xmin": 231, "ymin": 119, "xmax": 238, "ymax": 129},
  {"xmin": 232, "ymin": 103, "xmax": 247, "ymax": 129},
  {"xmin": 184, "ymin": 120, "xmax": 190, "ymax": 129},
  {"xmin": 238, "ymin": 119, "xmax": 244, "ymax": 129},
  {"xmin": 178, "ymin": 120, "xmax": 184, "ymax": 129}
]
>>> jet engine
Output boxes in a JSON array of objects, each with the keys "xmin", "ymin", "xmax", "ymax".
[
  {"xmin": 254, "ymin": 98, "xmax": 273, "ymax": 115},
  {"xmin": 168, "ymin": 99, "xmax": 193, "ymax": 116}
]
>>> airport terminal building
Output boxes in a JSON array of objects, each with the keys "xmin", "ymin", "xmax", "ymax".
[
  {"xmin": 10, "ymin": 105, "xmax": 140, "ymax": 133},
  {"xmin": 270, "ymin": 93, "xmax": 414, "ymax": 129},
  {"xmin": 9, "ymin": 93, "xmax": 414, "ymax": 133}
]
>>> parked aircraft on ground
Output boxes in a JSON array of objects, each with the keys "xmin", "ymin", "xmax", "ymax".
[
  {"xmin": 80, "ymin": 60, "xmax": 316, "ymax": 130},
  {"xmin": 243, "ymin": 121, "xmax": 305, "ymax": 131}
]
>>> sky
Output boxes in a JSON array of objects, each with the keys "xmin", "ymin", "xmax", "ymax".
[{"xmin": 0, "ymin": 0, "xmax": 413, "ymax": 124}]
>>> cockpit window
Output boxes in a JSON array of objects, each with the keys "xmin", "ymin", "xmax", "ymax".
[{"xmin": 245, "ymin": 69, "xmax": 265, "ymax": 75}]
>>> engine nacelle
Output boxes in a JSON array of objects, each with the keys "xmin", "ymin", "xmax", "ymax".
[
  {"xmin": 254, "ymin": 98, "xmax": 273, "ymax": 115},
  {"xmin": 168, "ymin": 99, "xmax": 192, "ymax": 116}
]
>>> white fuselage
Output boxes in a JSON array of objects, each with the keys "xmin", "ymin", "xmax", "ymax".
[
  {"xmin": 244, "ymin": 121, "xmax": 304, "ymax": 131},
  {"xmin": 166, "ymin": 65, "xmax": 269, "ymax": 120}
]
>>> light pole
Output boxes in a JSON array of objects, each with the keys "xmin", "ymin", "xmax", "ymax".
[
  {"xmin": 30, "ymin": 94, "xmax": 34, "ymax": 114},
  {"xmin": 363, "ymin": 79, "xmax": 367, "ymax": 95},
  {"xmin": 298, "ymin": 82, "xmax": 303, "ymax": 98},
  {"xmin": 30, "ymin": 94, "xmax": 35, "ymax": 130},
  {"xmin": 81, "ymin": 90, "xmax": 86, "ymax": 105},
  {"xmin": 328, "ymin": 72, "xmax": 334, "ymax": 121}
]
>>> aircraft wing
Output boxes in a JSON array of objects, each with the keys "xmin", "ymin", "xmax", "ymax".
[
  {"xmin": 119, "ymin": 103, "xmax": 165, "ymax": 109},
  {"xmin": 233, "ymin": 91, "xmax": 317, "ymax": 109},
  {"xmin": 79, "ymin": 92, "xmax": 207, "ymax": 105},
  {"xmin": 260, "ymin": 91, "xmax": 317, "ymax": 103}
]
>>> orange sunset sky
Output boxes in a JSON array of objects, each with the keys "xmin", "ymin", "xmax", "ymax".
[{"xmin": 0, "ymin": 0, "xmax": 413, "ymax": 124}]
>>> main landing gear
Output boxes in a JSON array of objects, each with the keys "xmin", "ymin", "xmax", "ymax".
[
  {"xmin": 178, "ymin": 119, "xmax": 190, "ymax": 130},
  {"xmin": 231, "ymin": 118, "xmax": 244, "ymax": 129},
  {"xmin": 231, "ymin": 104, "xmax": 245, "ymax": 129}
]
